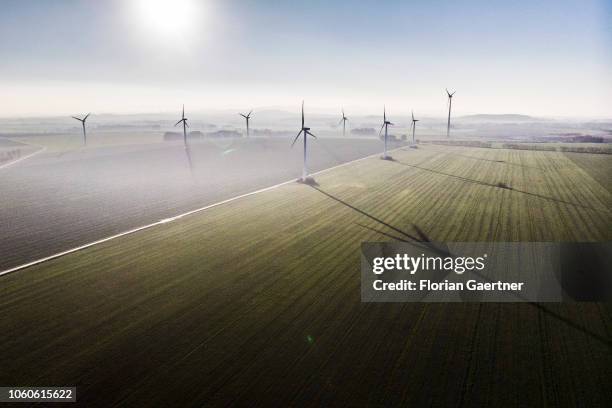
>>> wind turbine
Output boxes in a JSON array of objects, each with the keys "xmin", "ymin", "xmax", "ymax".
[
  {"xmin": 410, "ymin": 111, "xmax": 419, "ymax": 145},
  {"xmin": 291, "ymin": 101, "xmax": 317, "ymax": 182},
  {"xmin": 338, "ymin": 108, "xmax": 348, "ymax": 137},
  {"xmin": 446, "ymin": 88, "xmax": 456, "ymax": 138},
  {"xmin": 379, "ymin": 106, "xmax": 393, "ymax": 159},
  {"xmin": 71, "ymin": 113, "xmax": 90, "ymax": 145},
  {"xmin": 175, "ymin": 105, "xmax": 193, "ymax": 173},
  {"xmin": 175, "ymin": 105, "xmax": 189, "ymax": 145},
  {"xmin": 239, "ymin": 110, "xmax": 253, "ymax": 137}
]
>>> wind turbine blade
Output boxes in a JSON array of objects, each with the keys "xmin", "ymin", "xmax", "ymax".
[
  {"xmin": 383, "ymin": 105, "xmax": 386, "ymax": 122},
  {"xmin": 379, "ymin": 123, "xmax": 385, "ymax": 136},
  {"xmin": 72, "ymin": 116, "xmax": 82, "ymax": 121},
  {"xmin": 248, "ymin": 109, "xmax": 253, "ymax": 117},
  {"xmin": 306, "ymin": 130, "xmax": 317, "ymax": 139},
  {"xmin": 185, "ymin": 122, "xmax": 190, "ymax": 128},
  {"xmin": 338, "ymin": 118, "xmax": 344, "ymax": 126},
  {"xmin": 182, "ymin": 104, "xmax": 185, "ymax": 118},
  {"xmin": 411, "ymin": 111, "xmax": 414, "ymax": 121},
  {"xmin": 239, "ymin": 113, "xmax": 247, "ymax": 118},
  {"xmin": 83, "ymin": 113, "xmax": 90, "ymax": 121},
  {"xmin": 291, "ymin": 130, "xmax": 303, "ymax": 147},
  {"xmin": 174, "ymin": 119, "xmax": 183, "ymax": 127}
]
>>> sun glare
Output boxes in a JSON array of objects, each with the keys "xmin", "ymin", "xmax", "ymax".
[{"xmin": 133, "ymin": 0, "xmax": 201, "ymax": 41}]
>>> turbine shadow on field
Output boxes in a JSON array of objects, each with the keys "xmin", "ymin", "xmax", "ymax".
[
  {"xmin": 454, "ymin": 153, "xmax": 541, "ymax": 170},
  {"xmin": 311, "ymin": 186, "xmax": 420, "ymax": 243},
  {"xmin": 393, "ymin": 160, "xmax": 607, "ymax": 214},
  {"xmin": 184, "ymin": 145, "xmax": 194, "ymax": 175},
  {"xmin": 312, "ymin": 185, "xmax": 611, "ymax": 349}
]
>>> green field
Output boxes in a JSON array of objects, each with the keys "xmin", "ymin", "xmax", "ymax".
[
  {"xmin": 1, "ymin": 145, "xmax": 610, "ymax": 406},
  {"xmin": 564, "ymin": 151, "xmax": 612, "ymax": 193}
]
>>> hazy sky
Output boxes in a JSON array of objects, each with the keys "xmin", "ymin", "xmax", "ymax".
[{"xmin": 0, "ymin": 0, "xmax": 610, "ymax": 117}]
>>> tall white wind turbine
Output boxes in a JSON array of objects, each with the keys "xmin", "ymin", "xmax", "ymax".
[
  {"xmin": 446, "ymin": 89, "xmax": 456, "ymax": 138},
  {"xmin": 239, "ymin": 110, "xmax": 253, "ymax": 137},
  {"xmin": 411, "ymin": 111, "xmax": 419, "ymax": 145},
  {"xmin": 379, "ymin": 106, "xmax": 393, "ymax": 159},
  {"xmin": 174, "ymin": 105, "xmax": 189, "ymax": 146},
  {"xmin": 71, "ymin": 113, "xmax": 90, "ymax": 145},
  {"xmin": 175, "ymin": 105, "xmax": 193, "ymax": 172},
  {"xmin": 291, "ymin": 101, "xmax": 317, "ymax": 181},
  {"xmin": 338, "ymin": 108, "xmax": 348, "ymax": 137}
]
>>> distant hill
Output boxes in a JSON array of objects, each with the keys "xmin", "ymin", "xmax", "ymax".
[{"xmin": 458, "ymin": 114, "xmax": 539, "ymax": 122}]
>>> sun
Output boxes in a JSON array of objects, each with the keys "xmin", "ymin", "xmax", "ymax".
[{"xmin": 132, "ymin": 0, "xmax": 201, "ymax": 40}]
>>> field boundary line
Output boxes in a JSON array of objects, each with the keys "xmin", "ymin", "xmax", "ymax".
[{"xmin": 0, "ymin": 145, "xmax": 406, "ymax": 277}]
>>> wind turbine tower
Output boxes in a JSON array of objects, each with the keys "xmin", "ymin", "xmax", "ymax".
[
  {"xmin": 411, "ymin": 111, "xmax": 419, "ymax": 145},
  {"xmin": 71, "ymin": 113, "xmax": 90, "ymax": 145},
  {"xmin": 379, "ymin": 106, "xmax": 394, "ymax": 159},
  {"xmin": 239, "ymin": 110, "xmax": 253, "ymax": 137},
  {"xmin": 291, "ymin": 101, "xmax": 317, "ymax": 182},
  {"xmin": 446, "ymin": 88, "xmax": 456, "ymax": 138},
  {"xmin": 175, "ymin": 105, "xmax": 189, "ymax": 146},
  {"xmin": 338, "ymin": 108, "xmax": 348, "ymax": 137}
]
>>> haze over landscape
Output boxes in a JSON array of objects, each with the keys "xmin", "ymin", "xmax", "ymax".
[
  {"xmin": 0, "ymin": 0, "xmax": 610, "ymax": 118},
  {"xmin": 1, "ymin": 1, "xmax": 611, "ymax": 406}
]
